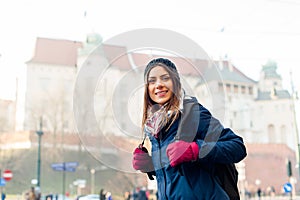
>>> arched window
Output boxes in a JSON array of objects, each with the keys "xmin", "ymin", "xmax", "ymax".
[
  {"xmin": 268, "ymin": 124, "xmax": 276, "ymax": 143},
  {"xmin": 280, "ymin": 125, "xmax": 286, "ymax": 143}
]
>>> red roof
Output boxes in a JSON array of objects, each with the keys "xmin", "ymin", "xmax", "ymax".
[
  {"xmin": 28, "ymin": 37, "xmax": 83, "ymax": 66},
  {"xmin": 27, "ymin": 37, "xmax": 254, "ymax": 83}
]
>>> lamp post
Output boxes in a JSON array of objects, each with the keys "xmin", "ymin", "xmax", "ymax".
[
  {"xmin": 36, "ymin": 117, "xmax": 44, "ymax": 188},
  {"xmin": 290, "ymin": 71, "xmax": 300, "ymax": 179},
  {"xmin": 90, "ymin": 166, "xmax": 107, "ymax": 194},
  {"xmin": 90, "ymin": 169, "xmax": 95, "ymax": 194}
]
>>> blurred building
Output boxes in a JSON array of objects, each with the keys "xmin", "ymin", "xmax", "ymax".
[
  {"xmin": 255, "ymin": 62, "xmax": 295, "ymax": 149},
  {"xmin": 22, "ymin": 37, "xmax": 82, "ymax": 133}
]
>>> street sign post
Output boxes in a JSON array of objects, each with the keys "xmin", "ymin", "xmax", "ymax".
[
  {"xmin": 2, "ymin": 170, "xmax": 13, "ymax": 181},
  {"xmin": 51, "ymin": 162, "xmax": 79, "ymax": 198}
]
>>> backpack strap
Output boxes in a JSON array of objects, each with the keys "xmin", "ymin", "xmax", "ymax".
[
  {"xmin": 175, "ymin": 96, "xmax": 200, "ymax": 142},
  {"xmin": 174, "ymin": 96, "xmax": 200, "ymax": 175}
]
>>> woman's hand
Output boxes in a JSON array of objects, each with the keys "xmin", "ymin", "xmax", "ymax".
[
  {"xmin": 166, "ymin": 141, "xmax": 199, "ymax": 167},
  {"xmin": 132, "ymin": 146, "xmax": 154, "ymax": 172}
]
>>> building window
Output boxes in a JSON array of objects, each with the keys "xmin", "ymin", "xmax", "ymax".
[
  {"xmin": 248, "ymin": 86, "xmax": 253, "ymax": 95},
  {"xmin": 241, "ymin": 86, "xmax": 246, "ymax": 94},
  {"xmin": 280, "ymin": 125, "xmax": 286, "ymax": 143},
  {"xmin": 267, "ymin": 124, "xmax": 275, "ymax": 143},
  {"xmin": 218, "ymin": 82, "xmax": 224, "ymax": 92},
  {"xmin": 234, "ymin": 85, "xmax": 238, "ymax": 93},
  {"xmin": 226, "ymin": 84, "xmax": 231, "ymax": 93}
]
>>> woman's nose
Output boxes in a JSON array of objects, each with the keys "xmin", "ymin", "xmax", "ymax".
[{"xmin": 155, "ymin": 80, "xmax": 163, "ymax": 88}]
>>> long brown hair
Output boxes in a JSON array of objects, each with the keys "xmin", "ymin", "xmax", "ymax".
[{"xmin": 142, "ymin": 58, "xmax": 182, "ymax": 131}]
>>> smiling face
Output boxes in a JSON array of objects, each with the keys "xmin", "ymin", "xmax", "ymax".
[{"xmin": 147, "ymin": 66, "xmax": 174, "ymax": 105}]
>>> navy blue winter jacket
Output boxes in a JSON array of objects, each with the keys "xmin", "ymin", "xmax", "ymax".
[{"xmin": 146, "ymin": 97, "xmax": 247, "ymax": 200}]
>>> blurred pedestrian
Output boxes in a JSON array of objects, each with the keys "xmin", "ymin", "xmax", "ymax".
[
  {"xmin": 132, "ymin": 57, "xmax": 247, "ymax": 199},
  {"xmin": 35, "ymin": 187, "xmax": 41, "ymax": 200},
  {"xmin": 99, "ymin": 189, "xmax": 106, "ymax": 200},
  {"xmin": 1, "ymin": 192, "xmax": 6, "ymax": 200},
  {"xmin": 24, "ymin": 191, "xmax": 30, "ymax": 200},
  {"xmin": 105, "ymin": 192, "xmax": 112, "ymax": 200},
  {"xmin": 137, "ymin": 187, "xmax": 148, "ymax": 200},
  {"xmin": 45, "ymin": 194, "xmax": 52, "ymax": 200},
  {"xmin": 132, "ymin": 188, "xmax": 139, "ymax": 200},
  {"xmin": 124, "ymin": 191, "xmax": 131, "ymax": 200},
  {"xmin": 29, "ymin": 187, "xmax": 36, "ymax": 200},
  {"xmin": 257, "ymin": 188, "xmax": 262, "ymax": 199}
]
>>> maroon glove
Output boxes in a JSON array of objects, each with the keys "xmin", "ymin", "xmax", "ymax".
[
  {"xmin": 132, "ymin": 145, "xmax": 154, "ymax": 173},
  {"xmin": 166, "ymin": 141, "xmax": 199, "ymax": 167}
]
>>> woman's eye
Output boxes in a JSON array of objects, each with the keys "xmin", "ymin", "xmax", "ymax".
[
  {"xmin": 148, "ymin": 79, "xmax": 155, "ymax": 84},
  {"xmin": 162, "ymin": 76, "xmax": 170, "ymax": 81}
]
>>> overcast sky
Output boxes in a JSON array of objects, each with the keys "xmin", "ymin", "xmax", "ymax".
[{"xmin": 1, "ymin": 0, "xmax": 300, "ymax": 100}]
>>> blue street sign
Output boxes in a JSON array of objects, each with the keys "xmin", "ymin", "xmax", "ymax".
[
  {"xmin": 65, "ymin": 162, "xmax": 79, "ymax": 168},
  {"xmin": 65, "ymin": 167, "xmax": 76, "ymax": 172},
  {"xmin": 51, "ymin": 166, "xmax": 65, "ymax": 171},
  {"xmin": 51, "ymin": 163, "xmax": 64, "ymax": 168},
  {"xmin": 0, "ymin": 178, "xmax": 6, "ymax": 186},
  {"xmin": 51, "ymin": 162, "xmax": 78, "ymax": 172},
  {"xmin": 283, "ymin": 182, "xmax": 292, "ymax": 193}
]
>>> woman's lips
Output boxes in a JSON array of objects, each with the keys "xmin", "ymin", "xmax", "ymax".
[{"xmin": 156, "ymin": 90, "xmax": 168, "ymax": 97}]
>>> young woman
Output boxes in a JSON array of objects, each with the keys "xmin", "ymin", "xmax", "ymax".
[{"xmin": 132, "ymin": 58, "xmax": 247, "ymax": 200}]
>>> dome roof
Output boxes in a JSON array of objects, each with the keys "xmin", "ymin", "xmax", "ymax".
[{"xmin": 86, "ymin": 33, "xmax": 103, "ymax": 45}]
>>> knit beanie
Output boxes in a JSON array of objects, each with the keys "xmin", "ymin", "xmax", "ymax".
[{"xmin": 144, "ymin": 58, "xmax": 179, "ymax": 81}]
